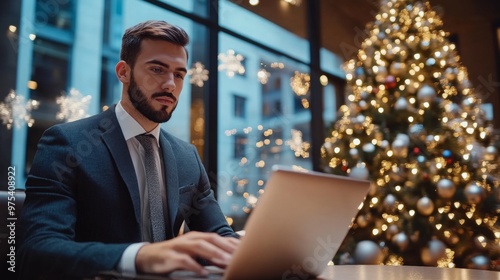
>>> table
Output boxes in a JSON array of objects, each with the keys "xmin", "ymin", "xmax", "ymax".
[
  {"xmin": 96, "ymin": 265, "xmax": 500, "ymax": 280},
  {"xmin": 317, "ymin": 265, "xmax": 499, "ymax": 280}
]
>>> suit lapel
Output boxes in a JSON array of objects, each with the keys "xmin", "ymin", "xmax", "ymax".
[
  {"xmin": 159, "ymin": 132, "xmax": 178, "ymax": 239},
  {"xmin": 99, "ymin": 107, "xmax": 142, "ymax": 226}
]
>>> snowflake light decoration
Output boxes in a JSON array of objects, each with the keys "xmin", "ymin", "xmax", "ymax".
[
  {"xmin": 290, "ymin": 71, "xmax": 310, "ymax": 96},
  {"xmin": 187, "ymin": 62, "xmax": 209, "ymax": 87},
  {"xmin": 218, "ymin": 49, "xmax": 245, "ymax": 77},
  {"xmin": 257, "ymin": 68, "xmax": 271, "ymax": 84},
  {"xmin": 286, "ymin": 129, "xmax": 310, "ymax": 158},
  {"xmin": 56, "ymin": 88, "xmax": 92, "ymax": 122},
  {"xmin": 0, "ymin": 90, "xmax": 39, "ymax": 129}
]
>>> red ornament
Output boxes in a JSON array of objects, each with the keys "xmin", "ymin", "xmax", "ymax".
[
  {"xmin": 385, "ymin": 75, "xmax": 397, "ymax": 89},
  {"xmin": 341, "ymin": 165, "xmax": 348, "ymax": 172},
  {"xmin": 446, "ymin": 158, "xmax": 453, "ymax": 165},
  {"xmin": 413, "ymin": 147, "xmax": 420, "ymax": 154}
]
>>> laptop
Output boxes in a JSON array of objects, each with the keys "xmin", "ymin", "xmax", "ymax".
[
  {"xmin": 222, "ymin": 165, "xmax": 371, "ymax": 280},
  {"xmin": 98, "ymin": 165, "xmax": 370, "ymax": 279}
]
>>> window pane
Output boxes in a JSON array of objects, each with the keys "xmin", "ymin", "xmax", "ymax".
[
  {"xmin": 26, "ymin": 38, "xmax": 69, "ymax": 172},
  {"xmin": 158, "ymin": 0, "xmax": 209, "ymax": 18},
  {"xmin": 220, "ymin": 0, "xmax": 309, "ymax": 63},
  {"xmin": 234, "ymin": 95, "xmax": 247, "ymax": 118},
  {"xmin": 35, "ymin": 0, "xmax": 74, "ymax": 30},
  {"xmin": 218, "ymin": 32, "xmax": 312, "ymax": 227}
]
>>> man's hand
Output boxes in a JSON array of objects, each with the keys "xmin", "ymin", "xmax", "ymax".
[{"xmin": 135, "ymin": 231, "xmax": 240, "ymax": 276}]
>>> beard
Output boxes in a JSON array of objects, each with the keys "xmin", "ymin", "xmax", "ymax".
[{"xmin": 127, "ymin": 71, "xmax": 178, "ymax": 123}]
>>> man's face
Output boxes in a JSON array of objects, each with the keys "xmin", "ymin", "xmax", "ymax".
[{"xmin": 126, "ymin": 39, "xmax": 187, "ymax": 123}]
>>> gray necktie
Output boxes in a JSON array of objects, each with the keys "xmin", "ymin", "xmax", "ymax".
[{"xmin": 136, "ymin": 134, "xmax": 166, "ymax": 242}]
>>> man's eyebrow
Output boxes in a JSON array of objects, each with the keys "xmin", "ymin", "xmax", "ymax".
[{"xmin": 146, "ymin": 59, "xmax": 187, "ymax": 73}]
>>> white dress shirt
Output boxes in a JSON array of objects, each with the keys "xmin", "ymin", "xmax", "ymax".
[{"xmin": 115, "ymin": 101, "xmax": 167, "ymax": 273}]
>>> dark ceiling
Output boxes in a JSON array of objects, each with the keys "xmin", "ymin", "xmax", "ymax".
[{"xmin": 232, "ymin": 0, "xmax": 500, "ymax": 59}]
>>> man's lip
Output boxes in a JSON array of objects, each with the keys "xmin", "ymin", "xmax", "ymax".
[{"xmin": 155, "ymin": 97, "xmax": 175, "ymax": 105}]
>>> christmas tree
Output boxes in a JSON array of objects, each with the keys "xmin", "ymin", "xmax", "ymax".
[{"xmin": 321, "ymin": 0, "xmax": 500, "ymax": 270}]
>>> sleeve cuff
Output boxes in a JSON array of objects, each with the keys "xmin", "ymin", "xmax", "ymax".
[{"xmin": 117, "ymin": 242, "xmax": 149, "ymax": 274}]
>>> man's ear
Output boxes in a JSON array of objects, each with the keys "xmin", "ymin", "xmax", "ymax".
[{"xmin": 116, "ymin": 60, "xmax": 130, "ymax": 83}]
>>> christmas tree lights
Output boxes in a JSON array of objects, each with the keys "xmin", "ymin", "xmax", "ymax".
[{"xmin": 322, "ymin": 0, "xmax": 499, "ymax": 270}]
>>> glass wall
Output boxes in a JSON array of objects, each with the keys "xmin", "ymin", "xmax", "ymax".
[
  {"xmin": 217, "ymin": 31, "xmax": 312, "ymax": 222},
  {"xmin": 1, "ymin": 0, "xmax": 344, "ymax": 227}
]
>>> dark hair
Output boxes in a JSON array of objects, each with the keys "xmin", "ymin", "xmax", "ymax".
[{"xmin": 120, "ymin": 20, "xmax": 189, "ymax": 67}]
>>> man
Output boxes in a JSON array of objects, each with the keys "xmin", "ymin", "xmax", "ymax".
[{"xmin": 18, "ymin": 20, "xmax": 239, "ymax": 279}]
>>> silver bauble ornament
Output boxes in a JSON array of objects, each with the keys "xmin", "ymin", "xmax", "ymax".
[
  {"xmin": 355, "ymin": 67, "xmax": 366, "ymax": 80},
  {"xmin": 466, "ymin": 255, "xmax": 490, "ymax": 270},
  {"xmin": 357, "ymin": 215, "xmax": 369, "ymax": 228},
  {"xmin": 389, "ymin": 62, "xmax": 406, "ymax": 76},
  {"xmin": 359, "ymin": 100, "xmax": 369, "ymax": 110},
  {"xmin": 389, "ymin": 167, "xmax": 405, "ymax": 182},
  {"xmin": 375, "ymin": 66, "xmax": 388, "ymax": 83},
  {"xmin": 394, "ymin": 97, "xmax": 408, "ymax": 110},
  {"xmin": 395, "ymin": 133, "xmax": 410, "ymax": 147},
  {"xmin": 425, "ymin": 58, "xmax": 436, "ymax": 66},
  {"xmin": 322, "ymin": 142, "xmax": 334, "ymax": 156},
  {"xmin": 383, "ymin": 194, "xmax": 397, "ymax": 210},
  {"xmin": 351, "ymin": 114, "xmax": 366, "ymax": 131},
  {"xmin": 386, "ymin": 224, "xmax": 399, "ymax": 238},
  {"xmin": 417, "ymin": 84, "xmax": 436, "ymax": 103},
  {"xmin": 443, "ymin": 67, "xmax": 457, "ymax": 80},
  {"xmin": 362, "ymin": 143, "xmax": 376, "ymax": 153},
  {"xmin": 462, "ymin": 97, "xmax": 475, "ymax": 113},
  {"xmin": 349, "ymin": 148, "xmax": 360, "ymax": 160},
  {"xmin": 408, "ymin": 124, "xmax": 426, "ymax": 144},
  {"xmin": 354, "ymin": 240, "xmax": 383, "ymax": 264},
  {"xmin": 484, "ymin": 146, "xmax": 498, "ymax": 161},
  {"xmin": 391, "ymin": 139, "xmax": 408, "ymax": 158},
  {"xmin": 392, "ymin": 232, "xmax": 409, "ymax": 251},
  {"xmin": 425, "ymin": 134, "xmax": 436, "ymax": 147},
  {"xmin": 444, "ymin": 102, "xmax": 461, "ymax": 118},
  {"xmin": 464, "ymin": 182, "xmax": 485, "ymax": 204},
  {"xmin": 406, "ymin": 80, "xmax": 417, "ymax": 93},
  {"xmin": 421, "ymin": 239, "xmax": 447, "ymax": 266},
  {"xmin": 380, "ymin": 140, "xmax": 389, "ymax": 149},
  {"xmin": 349, "ymin": 165, "xmax": 370, "ymax": 180},
  {"xmin": 420, "ymin": 38, "xmax": 431, "ymax": 50},
  {"xmin": 417, "ymin": 197, "xmax": 434, "ymax": 216},
  {"xmin": 459, "ymin": 79, "xmax": 473, "ymax": 91},
  {"xmin": 360, "ymin": 91, "xmax": 370, "ymax": 100},
  {"xmin": 469, "ymin": 142, "xmax": 485, "ymax": 167},
  {"xmin": 436, "ymin": 178, "xmax": 456, "ymax": 199}
]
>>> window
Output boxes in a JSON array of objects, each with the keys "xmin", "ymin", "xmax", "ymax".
[
  {"xmin": 234, "ymin": 134, "xmax": 247, "ymax": 158},
  {"xmin": 234, "ymin": 95, "xmax": 246, "ymax": 118},
  {"xmin": 159, "ymin": 0, "xmax": 209, "ymax": 18},
  {"xmin": 26, "ymin": 38, "xmax": 70, "ymax": 174},
  {"xmin": 35, "ymin": 0, "xmax": 74, "ymax": 30},
  {"xmin": 218, "ymin": 31, "xmax": 312, "ymax": 219}
]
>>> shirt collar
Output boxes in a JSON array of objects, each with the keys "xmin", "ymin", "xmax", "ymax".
[{"xmin": 115, "ymin": 101, "xmax": 161, "ymax": 147}]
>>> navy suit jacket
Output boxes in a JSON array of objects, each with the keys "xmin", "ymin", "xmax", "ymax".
[{"xmin": 18, "ymin": 106, "xmax": 236, "ymax": 279}]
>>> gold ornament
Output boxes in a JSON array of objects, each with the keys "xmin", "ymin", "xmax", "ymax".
[
  {"xmin": 484, "ymin": 146, "xmax": 497, "ymax": 161},
  {"xmin": 392, "ymin": 232, "xmax": 409, "ymax": 251},
  {"xmin": 421, "ymin": 239, "xmax": 447, "ymax": 266},
  {"xmin": 417, "ymin": 196, "xmax": 434, "ymax": 216},
  {"xmin": 436, "ymin": 178, "xmax": 456, "ymax": 199},
  {"xmin": 464, "ymin": 182, "xmax": 486, "ymax": 205}
]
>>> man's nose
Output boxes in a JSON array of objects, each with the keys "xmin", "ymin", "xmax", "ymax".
[{"xmin": 161, "ymin": 73, "xmax": 176, "ymax": 92}]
